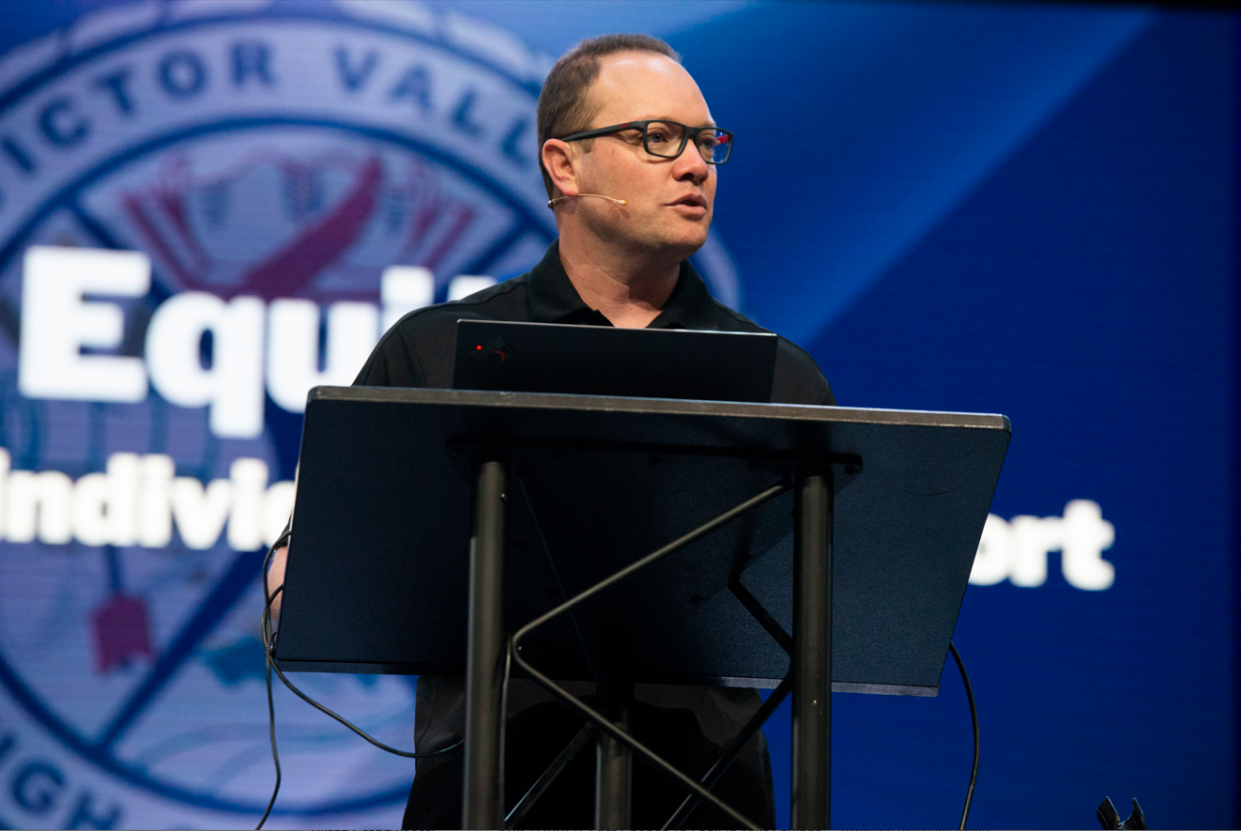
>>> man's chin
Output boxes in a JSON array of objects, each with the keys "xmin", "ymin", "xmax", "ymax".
[
  {"xmin": 608, "ymin": 219, "xmax": 711, "ymax": 263},
  {"xmin": 656, "ymin": 219, "xmax": 711, "ymax": 256},
  {"xmin": 670, "ymin": 228, "xmax": 711, "ymax": 260}
]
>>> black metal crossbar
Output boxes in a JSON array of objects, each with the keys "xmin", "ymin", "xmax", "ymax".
[
  {"xmin": 661, "ymin": 577, "xmax": 797, "ymax": 830},
  {"xmin": 509, "ymin": 481, "xmax": 791, "ymax": 831},
  {"xmin": 658, "ymin": 575, "xmax": 797, "ymax": 829},
  {"xmin": 512, "ymin": 481, "xmax": 790, "ymax": 638},
  {"xmin": 505, "ymin": 722, "xmax": 597, "ymax": 828},
  {"xmin": 662, "ymin": 675, "xmax": 792, "ymax": 830},
  {"xmin": 729, "ymin": 575, "xmax": 794, "ymax": 654}
]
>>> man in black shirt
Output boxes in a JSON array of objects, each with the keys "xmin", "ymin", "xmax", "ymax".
[
  {"xmin": 270, "ymin": 32, "xmax": 833, "ymax": 829},
  {"xmin": 364, "ymin": 236, "xmax": 835, "ymax": 830}
]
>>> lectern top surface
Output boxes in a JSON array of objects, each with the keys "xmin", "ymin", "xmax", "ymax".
[{"xmin": 317, "ymin": 384, "xmax": 1011, "ymax": 432}]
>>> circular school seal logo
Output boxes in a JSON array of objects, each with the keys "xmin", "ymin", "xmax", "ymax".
[{"xmin": 0, "ymin": 2, "xmax": 742, "ymax": 827}]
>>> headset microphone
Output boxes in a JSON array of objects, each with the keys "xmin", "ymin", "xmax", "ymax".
[{"xmin": 546, "ymin": 194, "xmax": 628, "ymax": 207}]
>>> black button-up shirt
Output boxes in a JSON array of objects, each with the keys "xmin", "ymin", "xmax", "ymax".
[{"xmin": 354, "ymin": 241, "xmax": 835, "ymax": 827}]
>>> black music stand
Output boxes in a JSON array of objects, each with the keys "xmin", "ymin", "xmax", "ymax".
[{"xmin": 276, "ymin": 387, "xmax": 1010, "ymax": 829}]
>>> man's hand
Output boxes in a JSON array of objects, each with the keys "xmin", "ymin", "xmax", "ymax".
[{"xmin": 266, "ymin": 543, "xmax": 288, "ymax": 624}]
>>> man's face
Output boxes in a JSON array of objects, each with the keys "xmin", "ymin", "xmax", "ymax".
[{"xmin": 572, "ymin": 52, "xmax": 717, "ymax": 258}]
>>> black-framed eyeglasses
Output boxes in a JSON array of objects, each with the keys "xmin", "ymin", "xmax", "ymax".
[{"xmin": 555, "ymin": 120, "xmax": 733, "ymax": 164}]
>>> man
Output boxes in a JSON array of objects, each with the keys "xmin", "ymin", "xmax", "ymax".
[{"xmin": 270, "ymin": 32, "xmax": 833, "ymax": 829}]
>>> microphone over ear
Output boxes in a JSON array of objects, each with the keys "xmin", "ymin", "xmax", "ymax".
[{"xmin": 547, "ymin": 194, "xmax": 628, "ymax": 208}]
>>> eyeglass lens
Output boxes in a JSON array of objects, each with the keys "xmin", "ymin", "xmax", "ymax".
[{"xmin": 643, "ymin": 121, "xmax": 731, "ymax": 164}]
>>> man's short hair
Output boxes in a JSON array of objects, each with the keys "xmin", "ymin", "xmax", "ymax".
[{"xmin": 536, "ymin": 33, "xmax": 681, "ymax": 198}]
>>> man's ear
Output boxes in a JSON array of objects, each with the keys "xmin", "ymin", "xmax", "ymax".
[{"xmin": 541, "ymin": 139, "xmax": 579, "ymax": 198}]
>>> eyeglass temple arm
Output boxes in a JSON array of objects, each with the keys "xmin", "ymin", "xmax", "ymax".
[{"xmin": 555, "ymin": 123, "xmax": 635, "ymax": 142}]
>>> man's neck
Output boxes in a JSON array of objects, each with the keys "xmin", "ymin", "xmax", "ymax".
[{"xmin": 557, "ymin": 233, "xmax": 682, "ymax": 329}]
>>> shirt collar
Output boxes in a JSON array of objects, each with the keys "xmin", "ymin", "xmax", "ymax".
[{"xmin": 526, "ymin": 240, "xmax": 719, "ymax": 330}]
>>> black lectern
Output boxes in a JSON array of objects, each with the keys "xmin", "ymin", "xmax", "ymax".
[{"xmin": 276, "ymin": 387, "xmax": 1010, "ymax": 829}]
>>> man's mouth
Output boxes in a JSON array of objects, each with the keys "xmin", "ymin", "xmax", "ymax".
[{"xmin": 671, "ymin": 195, "xmax": 707, "ymax": 209}]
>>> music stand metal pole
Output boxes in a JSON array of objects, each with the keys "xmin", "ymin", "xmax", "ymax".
[
  {"xmin": 791, "ymin": 470, "xmax": 832, "ymax": 830},
  {"xmin": 595, "ymin": 692, "xmax": 633, "ymax": 829},
  {"xmin": 463, "ymin": 457, "xmax": 508, "ymax": 829}
]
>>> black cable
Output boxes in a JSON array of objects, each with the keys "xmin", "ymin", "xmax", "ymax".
[
  {"xmin": 948, "ymin": 641, "xmax": 979, "ymax": 830},
  {"xmin": 256, "ymin": 622, "xmax": 281, "ymax": 830},
  {"xmin": 256, "ymin": 534, "xmax": 462, "ymax": 829},
  {"xmin": 256, "ymin": 532, "xmax": 289, "ymax": 831}
]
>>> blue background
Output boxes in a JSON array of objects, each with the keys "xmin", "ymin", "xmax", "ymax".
[{"xmin": 0, "ymin": 1, "xmax": 1235, "ymax": 828}]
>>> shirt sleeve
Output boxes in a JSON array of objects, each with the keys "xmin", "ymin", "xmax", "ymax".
[
  {"xmin": 772, "ymin": 337, "xmax": 835, "ymax": 406},
  {"xmin": 818, "ymin": 378, "xmax": 837, "ymax": 406},
  {"xmin": 353, "ymin": 318, "xmax": 426, "ymax": 388}
]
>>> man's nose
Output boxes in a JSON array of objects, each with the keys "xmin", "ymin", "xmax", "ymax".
[{"xmin": 674, "ymin": 141, "xmax": 711, "ymax": 183}]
